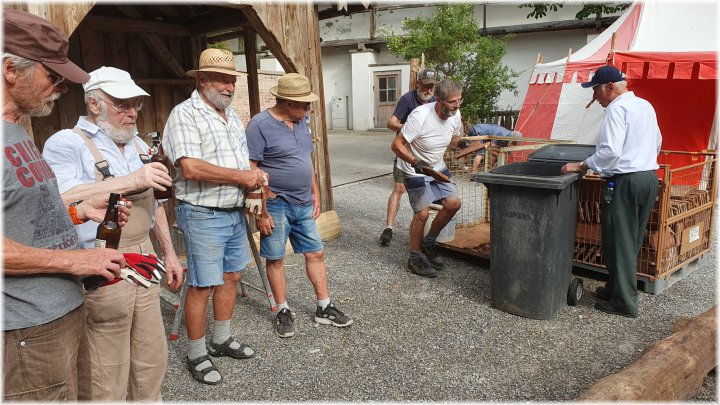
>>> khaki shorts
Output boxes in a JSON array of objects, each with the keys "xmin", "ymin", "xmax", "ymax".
[{"xmin": 393, "ymin": 160, "xmax": 405, "ymax": 184}]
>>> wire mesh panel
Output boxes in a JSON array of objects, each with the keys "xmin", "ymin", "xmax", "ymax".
[{"xmin": 573, "ymin": 151, "xmax": 717, "ymax": 281}]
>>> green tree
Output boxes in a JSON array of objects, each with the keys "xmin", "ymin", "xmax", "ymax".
[
  {"xmin": 519, "ymin": 2, "xmax": 630, "ymax": 20},
  {"xmin": 382, "ymin": 4, "xmax": 518, "ymax": 125}
]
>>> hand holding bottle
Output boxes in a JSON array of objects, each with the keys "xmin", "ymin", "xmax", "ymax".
[{"xmin": 127, "ymin": 162, "xmax": 172, "ymax": 193}]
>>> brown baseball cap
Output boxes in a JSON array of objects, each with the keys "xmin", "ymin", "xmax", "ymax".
[
  {"xmin": 3, "ymin": 9, "xmax": 89, "ymax": 84},
  {"xmin": 418, "ymin": 68, "xmax": 437, "ymax": 85}
]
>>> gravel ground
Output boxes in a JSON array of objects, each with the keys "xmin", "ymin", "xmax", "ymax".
[{"xmin": 160, "ymin": 171, "xmax": 717, "ymax": 402}]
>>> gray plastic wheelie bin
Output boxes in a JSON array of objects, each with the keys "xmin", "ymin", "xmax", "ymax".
[{"xmin": 475, "ymin": 144, "xmax": 595, "ymax": 320}]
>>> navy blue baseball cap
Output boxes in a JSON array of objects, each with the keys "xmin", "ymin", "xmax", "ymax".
[{"xmin": 581, "ymin": 65, "xmax": 624, "ymax": 88}]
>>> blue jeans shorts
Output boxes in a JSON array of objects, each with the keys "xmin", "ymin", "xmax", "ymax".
[
  {"xmin": 403, "ymin": 169, "xmax": 458, "ymax": 212},
  {"xmin": 176, "ymin": 203, "xmax": 252, "ymax": 287},
  {"xmin": 261, "ymin": 197, "xmax": 324, "ymax": 260}
]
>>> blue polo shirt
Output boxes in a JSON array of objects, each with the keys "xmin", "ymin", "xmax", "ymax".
[
  {"xmin": 246, "ymin": 109, "xmax": 314, "ymax": 206},
  {"xmin": 393, "ymin": 90, "xmax": 435, "ymax": 124}
]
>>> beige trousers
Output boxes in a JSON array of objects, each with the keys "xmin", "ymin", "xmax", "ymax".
[{"xmin": 79, "ymin": 281, "xmax": 167, "ymax": 401}]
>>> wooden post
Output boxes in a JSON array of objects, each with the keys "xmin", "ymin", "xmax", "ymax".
[
  {"xmin": 577, "ymin": 306, "xmax": 717, "ymax": 401},
  {"xmin": 243, "ymin": 27, "xmax": 260, "ymax": 117},
  {"xmin": 610, "ymin": 31, "xmax": 617, "ymax": 51},
  {"xmin": 409, "ymin": 58, "xmax": 419, "ymax": 91}
]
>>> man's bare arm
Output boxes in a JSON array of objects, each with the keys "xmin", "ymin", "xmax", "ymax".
[
  {"xmin": 387, "ymin": 115, "xmax": 403, "ymax": 132},
  {"xmin": 178, "ymin": 157, "xmax": 266, "ymax": 190},
  {"xmin": 391, "ymin": 132, "xmax": 418, "ymax": 164}
]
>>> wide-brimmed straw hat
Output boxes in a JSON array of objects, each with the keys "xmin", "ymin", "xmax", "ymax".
[
  {"xmin": 270, "ymin": 73, "xmax": 319, "ymax": 102},
  {"xmin": 187, "ymin": 48, "xmax": 246, "ymax": 78}
]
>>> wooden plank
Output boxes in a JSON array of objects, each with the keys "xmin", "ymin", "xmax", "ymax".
[
  {"xmin": 81, "ymin": 15, "xmax": 191, "ymax": 37},
  {"xmin": 187, "ymin": 9, "xmax": 250, "ymax": 36},
  {"xmin": 577, "ymin": 306, "xmax": 717, "ymax": 401},
  {"xmin": 77, "ymin": 25, "xmax": 105, "ymax": 72},
  {"xmin": 140, "ymin": 34, "xmax": 187, "ymax": 78}
]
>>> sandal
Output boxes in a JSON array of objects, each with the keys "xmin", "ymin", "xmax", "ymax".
[
  {"xmin": 186, "ymin": 355, "xmax": 222, "ymax": 385},
  {"xmin": 208, "ymin": 337, "xmax": 255, "ymax": 359}
]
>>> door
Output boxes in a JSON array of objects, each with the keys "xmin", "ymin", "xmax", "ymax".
[{"xmin": 374, "ymin": 71, "xmax": 401, "ymax": 129}]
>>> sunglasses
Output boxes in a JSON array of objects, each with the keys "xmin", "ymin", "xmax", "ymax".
[{"xmin": 37, "ymin": 64, "xmax": 67, "ymax": 90}]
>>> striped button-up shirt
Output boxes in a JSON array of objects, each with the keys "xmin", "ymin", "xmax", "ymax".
[{"xmin": 162, "ymin": 90, "xmax": 250, "ymax": 208}]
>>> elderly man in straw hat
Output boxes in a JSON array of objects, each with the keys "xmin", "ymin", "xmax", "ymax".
[
  {"xmin": 246, "ymin": 73, "xmax": 353, "ymax": 339},
  {"xmin": 42, "ymin": 66, "xmax": 184, "ymax": 400},
  {"xmin": 163, "ymin": 48, "xmax": 268, "ymax": 385},
  {"xmin": 2, "ymin": 10, "xmax": 127, "ymax": 401}
]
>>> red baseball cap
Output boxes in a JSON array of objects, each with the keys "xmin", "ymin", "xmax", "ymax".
[{"xmin": 3, "ymin": 9, "xmax": 89, "ymax": 84}]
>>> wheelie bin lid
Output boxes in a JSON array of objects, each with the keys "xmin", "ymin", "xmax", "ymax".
[
  {"xmin": 527, "ymin": 144, "xmax": 596, "ymax": 165},
  {"xmin": 475, "ymin": 161, "xmax": 582, "ymax": 190}
]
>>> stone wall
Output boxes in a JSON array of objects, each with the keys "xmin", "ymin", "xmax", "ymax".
[{"xmin": 231, "ymin": 71, "xmax": 283, "ymax": 126}]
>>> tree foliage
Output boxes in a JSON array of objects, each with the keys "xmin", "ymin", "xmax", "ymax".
[
  {"xmin": 519, "ymin": 2, "xmax": 630, "ymax": 20},
  {"xmin": 382, "ymin": 4, "xmax": 518, "ymax": 125}
]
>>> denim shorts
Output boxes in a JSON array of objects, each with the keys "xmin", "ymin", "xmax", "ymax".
[
  {"xmin": 176, "ymin": 203, "xmax": 252, "ymax": 287},
  {"xmin": 403, "ymin": 169, "xmax": 458, "ymax": 212},
  {"xmin": 261, "ymin": 197, "xmax": 324, "ymax": 260}
]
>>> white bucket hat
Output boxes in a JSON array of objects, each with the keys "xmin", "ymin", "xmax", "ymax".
[{"xmin": 83, "ymin": 66, "xmax": 149, "ymax": 99}]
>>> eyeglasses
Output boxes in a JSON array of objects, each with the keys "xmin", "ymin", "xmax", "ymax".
[
  {"xmin": 37, "ymin": 64, "xmax": 67, "ymax": 90},
  {"xmin": 97, "ymin": 96, "xmax": 144, "ymax": 114},
  {"xmin": 442, "ymin": 97, "xmax": 463, "ymax": 106},
  {"xmin": 288, "ymin": 100, "xmax": 311, "ymax": 111}
]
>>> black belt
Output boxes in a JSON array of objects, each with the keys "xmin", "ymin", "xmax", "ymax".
[
  {"xmin": 178, "ymin": 201, "xmax": 242, "ymax": 212},
  {"xmin": 606, "ymin": 170, "xmax": 655, "ymax": 180}
]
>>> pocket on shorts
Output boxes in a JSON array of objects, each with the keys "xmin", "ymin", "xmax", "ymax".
[{"xmin": 404, "ymin": 175, "xmax": 426, "ymax": 191}]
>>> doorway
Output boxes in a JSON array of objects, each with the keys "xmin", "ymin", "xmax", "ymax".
[{"xmin": 374, "ymin": 71, "xmax": 401, "ymax": 129}]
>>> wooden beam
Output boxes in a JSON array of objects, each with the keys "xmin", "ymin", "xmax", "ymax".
[
  {"xmin": 188, "ymin": 11, "xmax": 251, "ymax": 37},
  {"xmin": 140, "ymin": 34, "xmax": 188, "ymax": 78},
  {"xmin": 481, "ymin": 16, "xmax": 618, "ymax": 36},
  {"xmin": 321, "ymin": 37, "xmax": 386, "ymax": 48},
  {"xmin": 243, "ymin": 27, "xmax": 260, "ymax": 117},
  {"xmin": 208, "ymin": 29, "xmax": 244, "ymax": 44},
  {"xmin": 240, "ymin": 7, "xmax": 296, "ymax": 73},
  {"xmin": 318, "ymin": 4, "xmax": 370, "ymax": 20},
  {"xmin": 82, "ymin": 15, "xmax": 191, "ymax": 36},
  {"xmin": 577, "ymin": 306, "xmax": 717, "ymax": 401},
  {"xmin": 135, "ymin": 79, "xmax": 194, "ymax": 85}
]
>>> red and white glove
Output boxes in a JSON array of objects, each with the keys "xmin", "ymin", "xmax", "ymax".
[
  {"xmin": 123, "ymin": 253, "xmax": 165, "ymax": 283},
  {"xmin": 244, "ymin": 174, "xmax": 268, "ymax": 216}
]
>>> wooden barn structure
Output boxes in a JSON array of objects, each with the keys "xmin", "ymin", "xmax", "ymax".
[{"xmin": 4, "ymin": 2, "xmax": 337, "ymax": 220}]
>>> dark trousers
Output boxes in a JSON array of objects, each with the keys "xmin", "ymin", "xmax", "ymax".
[{"xmin": 601, "ymin": 171, "xmax": 659, "ymax": 314}]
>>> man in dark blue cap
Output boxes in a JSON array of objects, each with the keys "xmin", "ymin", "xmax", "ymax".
[{"xmin": 561, "ymin": 65, "xmax": 662, "ymax": 318}]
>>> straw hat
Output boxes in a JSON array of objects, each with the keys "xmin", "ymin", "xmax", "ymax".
[
  {"xmin": 270, "ymin": 73, "xmax": 319, "ymax": 102},
  {"xmin": 187, "ymin": 48, "xmax": 246, "ymax": 78}
]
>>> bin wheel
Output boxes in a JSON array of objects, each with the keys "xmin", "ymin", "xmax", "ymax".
[{"xmin": 567, "ymin": 278, "xmax": 583, "ymax": 306}]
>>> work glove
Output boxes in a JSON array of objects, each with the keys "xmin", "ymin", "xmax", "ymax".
[
  {"xmin": 244, "ymin": 173, "xmax": 268, "ymax": 216},
  {"xmin": 119, "ymin": 267, "xmax": 153, "ymax": 288},
  {"xmin": 411, "ymin": 159, "xmax": 431, "ymax": 175},
  {"xmin": 457, "ymin": 139, "xmax": 470, "ymax": 149},
  {"xmin": 123, "ymin": 253, "xmax": 165, "ymax": 283}
]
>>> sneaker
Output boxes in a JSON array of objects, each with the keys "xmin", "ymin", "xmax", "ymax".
[
  {"xmin": 275, "ymin": 308, "xmax": 295, "ymax": 338},
  {"xmin": 315, "ymin": 302, "xmax": 353, "ymax": 327},
  {"xmin": 407, "ymin": 253, "xmax": 438, "ymax": 278},
  {"xmin": 421, "ymin": 237, "xmax": 445, "ymax": 270},
  {"xmin": 379, "ymin": 228, "xmax": 393, "ymax": 246}
]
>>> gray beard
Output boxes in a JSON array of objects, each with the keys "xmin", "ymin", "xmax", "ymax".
[
  {"xmin": 26, "ymin": 93, "xmax": 59, "ymax": 117},
  {"xmin": 418, "ymin": 91, "xmax": 433, "ymax": 102},
  {"xmin": 205, "ymin": 87, "xmax": 233, "ymax": 110},
  {"xmin": 97, "ymin": 119, "xmax": 136, "ymax": 144},
  {"xmin": 441, "ymin": 105, "xmax": 457, "ymax": 119}
]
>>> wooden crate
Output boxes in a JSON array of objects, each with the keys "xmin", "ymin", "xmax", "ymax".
[{"xmin": 573, "ymin": 151, "xmax": 716, "ymax": 290}]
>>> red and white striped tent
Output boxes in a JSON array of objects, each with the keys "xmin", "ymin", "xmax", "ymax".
[{"xmin": 515, "ymin": 1, "xmax": 717, "ymax": 154}]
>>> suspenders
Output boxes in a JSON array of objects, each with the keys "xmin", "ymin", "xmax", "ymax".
[{"xmin": 72, "ymin": 127, "xmax": 149, "ymax": 181}]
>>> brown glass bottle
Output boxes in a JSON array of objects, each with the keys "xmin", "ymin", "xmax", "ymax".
[
  {"xmin": 82, "ymin": 193, "xmax": 122, "ymax": 290},
  {"xmin": 149, "ymin": 131, "xmax": 174, "ymax": 199}
]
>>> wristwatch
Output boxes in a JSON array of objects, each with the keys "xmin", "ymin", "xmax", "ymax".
[{"xmin": 68, "ymin": 200, "xmax": 85, "ymax": 225}]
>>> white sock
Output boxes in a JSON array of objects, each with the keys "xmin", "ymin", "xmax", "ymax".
[
  {"xmin": 277, "ymin": 302, "xmax": 290, "ymax": 311},
  {"xmin": 317, "ymin": 298, "xmax": 331, "ymax": 310}
]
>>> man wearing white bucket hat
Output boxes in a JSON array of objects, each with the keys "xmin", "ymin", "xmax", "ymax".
[
  {"xmin": 163, "ymin": 48, "xmax": 268, "ymax": 385},
  {"xmin": 246, "ymin": 73, "xmax": 353, "ymax": 339},
  {"xmin": 43, "ymin": 66, "xmax": 184, "ymax": 400}
]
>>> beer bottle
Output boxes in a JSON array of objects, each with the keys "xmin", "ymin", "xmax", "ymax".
[
  {"xmin": 149, "ymin": 131, "xmax": 174, "ymax": 199},
  {"xmin": 82, "ymin": 193, "xmax": 122, "ymax": 290}
]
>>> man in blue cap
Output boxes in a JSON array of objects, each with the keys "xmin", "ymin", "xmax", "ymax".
[{"xmin": 561, "ymin": 65, "xmax": 661, "ymax": 318}]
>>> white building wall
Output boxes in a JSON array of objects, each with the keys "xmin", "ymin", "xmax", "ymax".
[{"xmin": 317, "ymin": 3, "xmax": 623, "ymax": 128}]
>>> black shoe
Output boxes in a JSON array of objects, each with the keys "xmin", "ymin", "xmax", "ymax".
[
  {"xmin": 275, "ymin": 308, "xmax": 295, "ymax": 338},
  {"xmin": 595, "ymin": 285, "xmax": 611, "ymax": 301},
  {"xmin": 407, "ymin": 254, "xmax": 438, "ymax": 278},
  {"xmin": 421, "ymin": 237, "xmax": 445, "ymax": 270},
  {"xmin": 379, "ymin": 228, "xmax": 393, "ymax": 246},
  {"xmin": 315, "ymin": 302, "xmax": 353, "ymax": 327},
  {"xmin": 594, "ymin": 300, "xmax": 637, "ymax": 318}
]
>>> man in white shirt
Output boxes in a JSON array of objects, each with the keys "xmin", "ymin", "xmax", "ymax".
[
  {"xmin": 391, "ymin": 79, "xmax": 465, "ymax": 278},
  {"xmin": 562, "ymin": 65, "xmax": 661, "ymax": 318}
]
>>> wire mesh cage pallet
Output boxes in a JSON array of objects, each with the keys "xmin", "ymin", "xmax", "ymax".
[
  {"xmin": 574, "ymin": 151, "xmax": 717, "ymax": 293},
  {"xmin": 440, "ymin": 146, "xmax": 717, "ymax": 295},
  {"xmin": 439, "ymin": 136, "xmax": 573, "ymax": 257}
]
